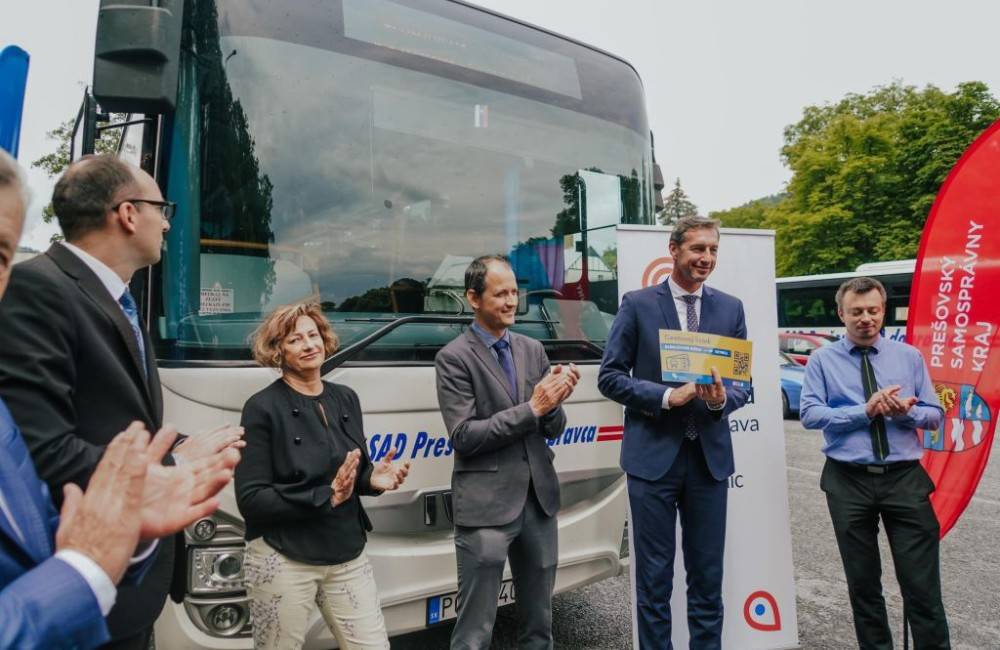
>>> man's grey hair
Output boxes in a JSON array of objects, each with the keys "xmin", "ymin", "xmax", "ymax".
[
  {"xmin": 835, "ymin": 276, "xmax": 887, "ymax": 309},
  {"xmin": 669, "ymin": 216, "xmax": 720, "ymax": 247},
  {"xmin": 0, "ymin": 148, "xmax": 31, "ymax": 206}
]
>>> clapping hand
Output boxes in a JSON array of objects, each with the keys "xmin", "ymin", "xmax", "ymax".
[
  {"xmin": 551, "ymin": 363, "xmax": 581, "ymax": 401},
  {"xmin": 369, "ymin": 448, "xmax": 410, "ymax": 493},
  {"xmin": 865, "ymin": 385, "xmax": 918, "ymax": 418},
  {"xmin": 56, "ymin": 422, "xmax": 150, "ymax": 584},
  {"xmin": 529, "ymin": 363, "xmax": 581, "ymax": 417},
  {"xmin": 172, "ymin": 423, "xmax": 246, "ymax": 464},
  {"xmin": 331, "ymin": 449, "xmax": 361, "ymax": 507},
  {"xmin": 139, "ymin": 424, "xmax": 239, "ymax": 540}
]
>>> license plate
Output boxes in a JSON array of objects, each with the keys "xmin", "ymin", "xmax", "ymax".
[{"xmin": 426, "ymin": 579, "xmax": 516, "ymax": 625}]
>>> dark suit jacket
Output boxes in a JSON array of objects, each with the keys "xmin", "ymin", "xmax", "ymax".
[
  {"xmin": 0, "ymin": 242, "xmax": 173, "ymax": 639},
  {"xmin": 435, "ymin": 329, "xmax": 565, "ymax": 528},
  {"xmin": 0, "ymin": 397, "xmax": 157, "ymax": 650},
  {"xmin": 235, "ymin": 379, "xmax": 380, "ymax": 565},
  {"xmin": 598, "ymin": 282, "xmax": 749, "ymax": 481}
]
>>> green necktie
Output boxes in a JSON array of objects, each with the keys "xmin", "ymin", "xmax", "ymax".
[{"xmin": 859, "ymin": 348, "xmax": 890, "ymax": 462}]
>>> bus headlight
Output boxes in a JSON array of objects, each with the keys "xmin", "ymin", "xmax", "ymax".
[
  {"xmin": 183, "ymin": 598, "xmax": 252, "ymax": 638},
  {"xmin": 184, "ymin": 511, "xmax": 252, "ymax": 637},
  {"xmin": 190, "ymin": 518, "xmax": 217, "ymax": 542},
  {"xmin": 190, "ymin": 547, "xmax": 245, "ymax": 594},
  {"xmin": 208, "ymin": 603, "xmax": 245, "ymax": 635}
]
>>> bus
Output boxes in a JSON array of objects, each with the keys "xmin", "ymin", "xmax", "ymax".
[
  {"xmin": 776, "ymin": 259, "xmax": 915, "ymax": 354},
  {"xmin": 77, "ymin": 0, "xmax": 658, "ymax": 646}
]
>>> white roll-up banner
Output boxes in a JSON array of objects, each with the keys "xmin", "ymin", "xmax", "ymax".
[{"xmin": 616, "ymin": 225, "xmax": 799, "ymax": 649}]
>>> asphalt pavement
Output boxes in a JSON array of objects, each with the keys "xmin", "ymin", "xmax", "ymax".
[{"xmin": 393, "ymin": 419, "xmax": 1000, "ymax": 649}]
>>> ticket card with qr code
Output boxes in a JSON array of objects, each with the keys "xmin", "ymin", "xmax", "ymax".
[{"xmin": 659, "ymin": 329, "xmax": 753, "ymax": 387}]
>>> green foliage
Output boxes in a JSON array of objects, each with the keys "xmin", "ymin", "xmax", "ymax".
[
  {"xmin": 659, "ymin": 178, "xmax": 698, "ymax": 225},
  {"xmin": 713, "ymin": 194, "xmax": 784, "ymax": 230},
  {"xmin": 31, "ymin": 114, "xmax": 125, "ymax": 230},
  {"xmin": 601, "ymin": 245, "xmax": 617, "ymax": 274},
  {"xmin": 712, "ymin": 81, "xmax": 1000, "ymax": 276}
]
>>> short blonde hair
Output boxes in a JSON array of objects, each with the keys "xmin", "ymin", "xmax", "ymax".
[{"xmin": 251, "ymin": 303, "xmax": 339, "ymax": 368}]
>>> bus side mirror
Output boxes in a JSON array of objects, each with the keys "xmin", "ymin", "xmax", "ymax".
[
  {"xmin": 653, "ymin": 162, "xmax": 665, "ymax": 212},
  {"xmin": 650, "ymin": 130, "xmax": 665, "ymax": 213},
  {"xmin": 93, "ymin": 0, "xmax": 185, "ymax": 113}
]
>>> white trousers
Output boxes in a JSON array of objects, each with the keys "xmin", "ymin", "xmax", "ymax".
[{"xmin": 244, "ymin": 538, "xmax": 390, "ymax": 650}]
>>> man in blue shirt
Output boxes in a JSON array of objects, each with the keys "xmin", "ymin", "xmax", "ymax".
[{"xmin": 800, "ymin": 277, "xmax": 950, "ymax": 650}]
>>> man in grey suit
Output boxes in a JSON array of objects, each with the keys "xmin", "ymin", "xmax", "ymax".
[{"xmin": 435, "ymin": 254, "xmax": 580, "ymax": 650}]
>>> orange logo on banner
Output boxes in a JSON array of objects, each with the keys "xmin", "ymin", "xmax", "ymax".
[{"xmin": 642, "ymin": 257, "xmax": 673, "ymax": 287}]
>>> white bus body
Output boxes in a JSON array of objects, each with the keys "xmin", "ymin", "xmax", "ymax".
[
  {"xmin": 776, "ymin": 259, "xmax": 915, "ymax": 342},
  {"xmin": 88, "ymin": 1, "xmax": 658, "ymax": 645}
]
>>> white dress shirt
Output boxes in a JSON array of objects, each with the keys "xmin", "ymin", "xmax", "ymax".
[
  {"xmin": 61, "ymin": 241, "xmax": 128, "ymax": 302},
  {"xmin": 660, "ymin": 276, "xmax": 724, "ymax": 411}
]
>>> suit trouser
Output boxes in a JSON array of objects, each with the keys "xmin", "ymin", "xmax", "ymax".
[
  {"xmin": 821, "ymin": 458, "xmax": 950, "ymax": 650},
  {"xmin": 627, "ymin": 436, "xmax": 728, "ymax": 650},
  {"xmin": 98, "ymin": 629, "xmax": 151, "ymax": 650},
  {"xmin": 451, "ymin": 487, "xmax": 558, "ymax": 650}
]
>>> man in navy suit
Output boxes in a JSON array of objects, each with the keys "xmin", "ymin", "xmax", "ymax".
[
  {"xmin": 0, "ymin": 149, "xmax": 236, "ymax": 649},
  {"xmin": 599, "ymin": 216, "xmax": 749, "ymax": 649}
]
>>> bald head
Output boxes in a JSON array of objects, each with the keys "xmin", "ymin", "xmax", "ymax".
[
  {"xmin": 0, "ymin": 149, "xmax": 28, "ymax": 300},
  {"xmin": 52, "ymin": 154, "xmax": 142, "ymax": 241}
]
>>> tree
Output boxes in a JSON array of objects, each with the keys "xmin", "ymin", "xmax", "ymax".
[
  {"xmin": 659, "ymin": 178, "xmax": 698, "ymax": 225},
  {"xmin": 712, "ymin": 194, "xmax": 784, "ymax": 230},
  {"xmin": 601, "ymin": 245, "xmax": 617, "ymax": 275},
  {"xmin": 31, "ymin": 114, "xmax": 124, "ymax": 236},
  {"xmin": 711, "ymin": 81, "xmax": 1000, "ymax": 276}
]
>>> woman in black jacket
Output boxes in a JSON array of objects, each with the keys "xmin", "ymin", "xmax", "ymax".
[{"xmin": 235, "ymin": 303, "xmax": 409, "ymax": 650}]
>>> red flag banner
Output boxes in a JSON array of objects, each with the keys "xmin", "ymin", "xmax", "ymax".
[{"xmin": 908, "ymin": 119, "xmax": 1000, "ymax": 537}]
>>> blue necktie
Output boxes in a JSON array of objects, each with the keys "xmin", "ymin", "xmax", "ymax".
[
  {"xmin": 119, "ymin": 288, "xmax": 148, "ymax": 378},
  {"xmin": 681, "ymin": 294, "xmax": 700, "ymax": 440},
  {"xmin": 493, "ymin": 339, "xmax": 518, "ymax": 401}
]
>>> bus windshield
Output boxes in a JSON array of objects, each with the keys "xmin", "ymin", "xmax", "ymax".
[{"xmin": 153, "ymin": 0, "xmax": 654, "ymax": 363}]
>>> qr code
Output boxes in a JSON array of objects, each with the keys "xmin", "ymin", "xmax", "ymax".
[{"xmin": 733, "ymin": 351, "xmax": 750, "ymax": 376}]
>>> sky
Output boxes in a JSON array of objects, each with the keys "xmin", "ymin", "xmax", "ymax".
[{"xmin": 3, "ymin": 0, "xmax": 999, "ymax": 251}]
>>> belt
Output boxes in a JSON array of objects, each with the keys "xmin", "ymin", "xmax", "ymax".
[{"xmin": 831, "ymin": 459, "xmax": 919, "ymax": 475}]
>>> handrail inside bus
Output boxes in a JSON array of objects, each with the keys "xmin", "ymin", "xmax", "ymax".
[{"xmin": 322, "ymin": 315, "xmax": 603, "ymax": 373}]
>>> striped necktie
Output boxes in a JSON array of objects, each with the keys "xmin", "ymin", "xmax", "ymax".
[{"xmin": 681, "ymin": 294, "xmax": 699, "ymax": 440}]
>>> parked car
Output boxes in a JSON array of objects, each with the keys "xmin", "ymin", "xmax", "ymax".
[
  {"xmin": 779, "ymin": 332, "xmax": 839, "ymax": 365},
  {"xmin": 779, "ymin": 351, "xmax": 805, "ymax": 419}
]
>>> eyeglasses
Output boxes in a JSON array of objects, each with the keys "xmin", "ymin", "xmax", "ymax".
[{"xmin": 112, "ymin": 199, "xmax": 177, "ymax": 221}]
